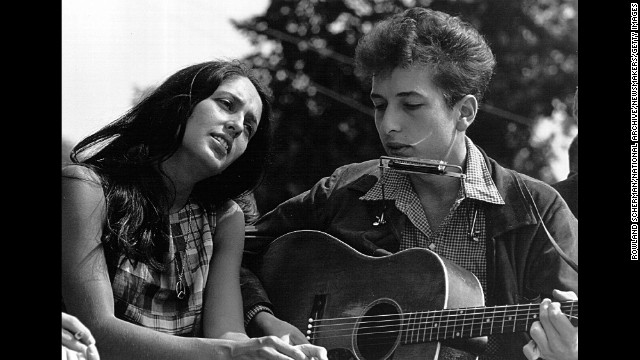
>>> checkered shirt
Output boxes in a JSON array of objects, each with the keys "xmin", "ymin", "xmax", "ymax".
[
  {"xmin": 361, "ymin": 137, "xmax": 508, "ymax": 359},
  {"xmin": 110, "ymin": 200, "xmax": 216, "ymax": 336}
]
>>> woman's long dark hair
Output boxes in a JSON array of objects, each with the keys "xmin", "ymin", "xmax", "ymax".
[{"xmin": 69, "ymin": 60, "xmax": 273, "ymax": 271}]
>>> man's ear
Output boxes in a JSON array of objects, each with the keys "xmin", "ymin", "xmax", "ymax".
[{"xmin": 455, "ymin": 95, "xmax": 478, "ymax": 131}]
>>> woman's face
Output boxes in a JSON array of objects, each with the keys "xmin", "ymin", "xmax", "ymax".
[
  {"xmin": 370, "ymin": 65, "xmax": 457, "ymax": 161},
  {"xmin": 175, "ymin": 76, "xmax": 263, "ymax": 181}
]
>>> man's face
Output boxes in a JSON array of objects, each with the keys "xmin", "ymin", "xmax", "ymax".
[{"xmin": 370, "ymin": 65, "xmax": 457, "ymax": 161}]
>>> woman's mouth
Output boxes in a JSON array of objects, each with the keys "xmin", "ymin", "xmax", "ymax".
[{"xmin": 211, "ymin": 135, "xmax": 230, "ymax": 155}]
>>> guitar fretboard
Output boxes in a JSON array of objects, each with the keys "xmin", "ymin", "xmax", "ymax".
[{"xmin": 400, "ymin": 301, "xmax": 578, "ymax": 344}]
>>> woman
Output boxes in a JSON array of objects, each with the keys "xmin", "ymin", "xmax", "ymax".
[{"xmin": 61, "ymin": 60, "xmax": 327, "ymax": 360}]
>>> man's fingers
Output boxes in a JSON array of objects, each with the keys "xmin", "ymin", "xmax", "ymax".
[
  {"xmin": 529, "ymin": 321, "xmax": 550, "ymax": 355},
  {"xmin": 537, "ymin": 298, "xmax": 560, "ymax": 341},
  {"xmin": 530, "ymin": 301, "xmax": 578, "ymax": 360},
  {"xmin": 552, "ymin": 289, "xmax": 577, "ymax": 301},
  {"xmin": 547, "ymin": 301, "xmax": 576, "ymax": 339},
  {"xmin": 522, "ymin": 339, "xmax": 540, "ymax": 360}
]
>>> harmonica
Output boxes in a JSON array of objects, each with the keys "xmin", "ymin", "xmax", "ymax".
[{"xmin": 378, "ymin": 156, "xmax": 465, "ymax": 179}]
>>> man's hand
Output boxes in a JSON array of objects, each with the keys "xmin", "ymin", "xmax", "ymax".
[
  {"xmin": 523, "ymin": 289, "xmax": 578, "ymax": 360},
  {"xmin": 248, "ymin": 311, "xmax": 310, "ymax": 345}
]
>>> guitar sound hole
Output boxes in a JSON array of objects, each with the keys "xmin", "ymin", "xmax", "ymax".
[{"xmin": 355, "ymin": 302, "xmax": 401, "ymax": 360}]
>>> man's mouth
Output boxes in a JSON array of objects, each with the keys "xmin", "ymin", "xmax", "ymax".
[{"xmin": 385, "ymin": 141, "xmax": 412, "ymax": 156}]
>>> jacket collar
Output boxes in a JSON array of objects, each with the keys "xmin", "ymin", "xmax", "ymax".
[
  {"xmin": 466, "ymin": 146, "xmax": 538, "ymax": 238},
  {"xmin": 346, "ymin": 147, "xmax": 538, "ymax": 239}
]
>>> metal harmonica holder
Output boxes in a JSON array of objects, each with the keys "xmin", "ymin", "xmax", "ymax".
[
  {"xmin": 378, "ymin": 156, "xmax": 466, "ymax": 179},
  {"xmin": 372, "ymin": 156, "xmax": 465, "ymax": 227}
]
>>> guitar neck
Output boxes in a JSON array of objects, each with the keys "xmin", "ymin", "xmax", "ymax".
[{"xmin": 399, "ymin": 301, "xmax": 578, "ymax": 344}]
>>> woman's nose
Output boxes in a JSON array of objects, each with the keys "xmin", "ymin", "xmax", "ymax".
[{"xmin": 225, "ymin": 116, "xmax": 243, "ymax": 138}]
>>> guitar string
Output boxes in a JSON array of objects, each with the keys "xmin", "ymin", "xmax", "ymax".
[
  {"xmin": 310, "ymin": 314, "xmax": 575, "ymax": 336},
  {"xmin": 304, "ymin": 304, "xmax": 578, "ymax": 343},
  {"xmin": 309, "ymin": 301, "xmax": 578, "ymax": 321},
  {"xmin": 310, "ymin": 311, "xmax": 579, "ymax": 333},
  {"xmin": 309, "ymin": 313, "xmax": 577, "ymax": 338},
  {"xmin": 304, "ymin": 313, "xmax": 579, "ymax": 346},
  {"xmin": 306, "ymin": 323, "xmax": 578, "ymax": 347},
  {"xmin": 306, "ymin": 311, "xmax": 577, "ymax": 345},
  {"xmin": 309, "ymin": 325, "xmax": 537, "ymax": 346},
  {"xmin": 310, "ymin": 310, "xmax": 579, "ymax": 329},
  {"xmin": 308, "ymin": 302, "xmax": 578, "ymax": 326},
  {"xmin": 308, "ymin": 312, "xmax": 578, "ymax": 339},
  {"xmin": 309, "ymin": 310, "xmax": 578, "ymax": 331}
]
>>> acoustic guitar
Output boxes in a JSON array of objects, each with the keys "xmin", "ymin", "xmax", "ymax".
[{"xmin": 252, "ymin": 230, "xmax": 578, "ymax": 360}]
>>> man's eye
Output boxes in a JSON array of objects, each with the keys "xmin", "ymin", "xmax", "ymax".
[
  {"xmin": 404, "ymin": 103, "xmax": 422, "ymax": 109},
  {"xmin": 372, "ymin": 103, "xmax": 386, "ymax": 110}
]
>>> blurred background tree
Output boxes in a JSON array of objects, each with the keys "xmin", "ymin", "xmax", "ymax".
[
  {"xmin": 61, "ymin": 0, "xmax": 578, "ymax": 217},
  {"xmin": 233, "ymin": 0, "xmax": 578, "ymax": 214},
  {"xmin": 61, "ymin": 85, "xmax": 156, "ymax": 165}
]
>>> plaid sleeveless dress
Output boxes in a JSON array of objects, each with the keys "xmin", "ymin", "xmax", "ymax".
[{"xmin": 108, "ymin": 200, "xmax": 216, "ymax": 336}]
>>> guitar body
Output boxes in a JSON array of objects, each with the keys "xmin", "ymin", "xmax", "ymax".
[{"xmin": 254, "ymin": 230, "xmax": 487, "ymax": 360}]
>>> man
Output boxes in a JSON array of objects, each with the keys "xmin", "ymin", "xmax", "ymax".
[{"xmin": 241, "ymin": 8, "xmax": 578, "ymax": 360}]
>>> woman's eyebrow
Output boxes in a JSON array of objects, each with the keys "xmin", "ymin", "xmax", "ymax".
[{"xmin": 216, "ymin": 91, "xmax": 246, "ymax": 106}]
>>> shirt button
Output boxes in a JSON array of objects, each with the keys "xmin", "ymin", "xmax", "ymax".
[{"xmin": 429, "ymin": 243, "xmax": 436, "ymax": 250}]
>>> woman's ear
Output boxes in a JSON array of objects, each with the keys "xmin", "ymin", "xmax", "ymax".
[{"xmin": 455, "ymin": 95, "xmax": 478, "ymax": 131}]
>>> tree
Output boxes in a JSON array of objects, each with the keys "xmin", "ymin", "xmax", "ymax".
[{"xmin": 234, "ymin": 0, "xmax": 577, "ymax": 214}]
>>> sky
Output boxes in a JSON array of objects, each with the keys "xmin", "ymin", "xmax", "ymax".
[{"xmin": 62, "ymin": 0, "xmax": 270, "ymax": 145}]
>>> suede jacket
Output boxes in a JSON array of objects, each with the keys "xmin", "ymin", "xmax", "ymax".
[{"xmin": 241, "ymin": 147, "xmax": 578, "ymax": 359}]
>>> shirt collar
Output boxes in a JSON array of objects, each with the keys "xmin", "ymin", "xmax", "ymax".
[{"xmin": 464, "ymin": 137, "xmax": 505, "ymax": 204}]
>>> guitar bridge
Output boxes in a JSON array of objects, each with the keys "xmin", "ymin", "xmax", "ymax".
[
  {"xmin": 307, "ymin": 294, "xmax": 327, "ymax": 344},
  {"xmin": 379, "ymin": 156, "xmax": 465, "ymax": 179}
]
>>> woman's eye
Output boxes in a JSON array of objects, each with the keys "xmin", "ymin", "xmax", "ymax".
[
  {"xmin": 244, "ymin": 123, "xmax": 255, "ymax": 137},
  {"xmin": 218, "ymin": 98, "xmax": 233, "ymax": 109},
  {"xmin": 372, "ymin": 103, "xmax": 386, "ymax": 110}
]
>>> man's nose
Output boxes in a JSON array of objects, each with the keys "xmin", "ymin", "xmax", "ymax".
[{"xmin": 378, "ymin": 107, "xmax": 401, "ymax": 134}]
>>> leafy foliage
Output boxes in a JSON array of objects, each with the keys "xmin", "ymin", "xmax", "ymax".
[{"xmin": 234, "ymin": 0, "xmax": 577, "ymax": 214}]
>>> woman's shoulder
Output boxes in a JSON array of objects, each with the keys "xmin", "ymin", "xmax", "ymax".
[
  {"xmin": 210, "ymin": 199, "xmax": 246, "ymax": 248},
  {"xmin": 215, "ymin": 199, "xmax": 244, "ymax": 221},
  {"xmin": 62, "ymin": 163, "xmax": 102, "ymax": 183},
  {"xmin": 61, "ymin": 164, "xmax": 106, "ymax": 204}
]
